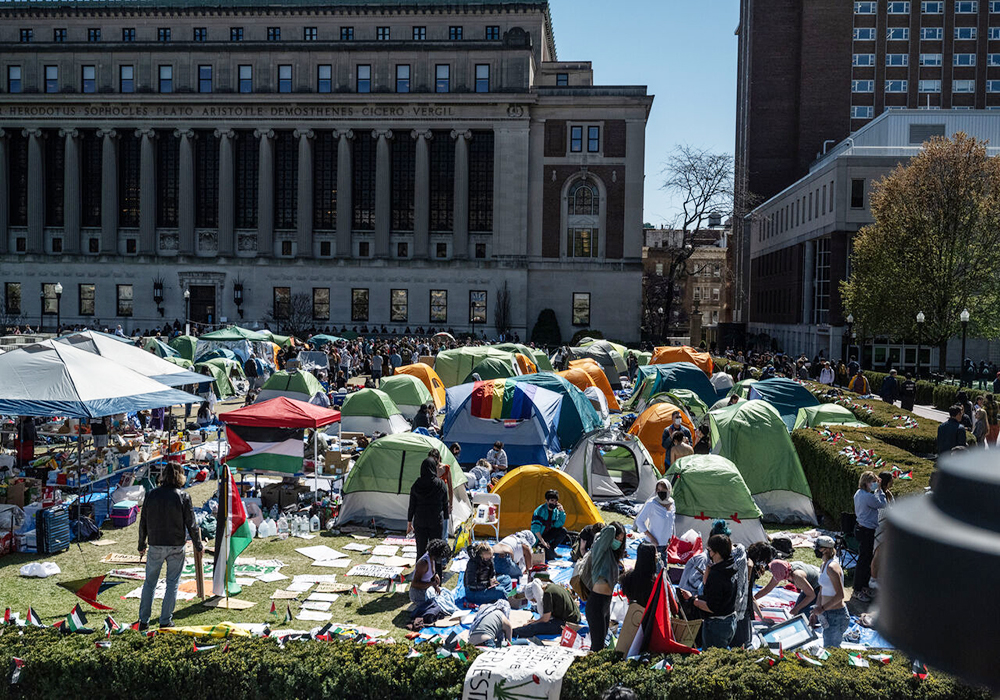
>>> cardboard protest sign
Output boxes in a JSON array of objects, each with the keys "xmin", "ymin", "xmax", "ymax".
[{"xmin": 462, "ymin": 645, "xmax": 576, "ymax": 700}]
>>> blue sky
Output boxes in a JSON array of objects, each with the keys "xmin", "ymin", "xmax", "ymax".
[{"xmin": 551, "ymin": 0, "xmax": 739, "ymax": 226}]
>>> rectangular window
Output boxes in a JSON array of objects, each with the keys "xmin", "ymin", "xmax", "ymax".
[
  {"xmin": 852, "ymin": 79, "xmax": 874, "ymax": 92},
  {"xmin": 79, "ymin": 284, "xmax": 95, "ymax": 316},
  {"xmin": 341, "ymin": 26, "xmax": 354, "ymax": 41},
  {"xmin": 954, "ymin": 53, "xmax": 977, "ymax": 65},
  {"xmin": 193, "ymin": 27, "xmax": 206, "ymax": 41},
  {"xmin": 475, "ymin": 64, "xmax": 490, "ymax": 92},
  {"xmin": 567, "ymin": 228, "xmax": 598, "ymax": 257},
  {"xmin": 435, "ymin": 64, "xmax": 450, "ymax": 93},
  {"xmin": 469, "ymin": 290, "xmax": 487, "ymax": 325},
  {"xmin": 317, "ymin": 64, "xmax": 332, "ymax": 93},
  {"xmin": 43, "ymin": 284, "xmax": 62, "ymax": 315},
  {"xmin": 272, "ymin": 287, "xmax": 290, "ymax": 320},
  {"xmin": 991, "ymin": 27, "xmax": 1000, "ymax": 39},
  {"xmin": 852, "ymin": 105, "xmax": 875, "ymax": 118},
  {"xmin": 570, "ymin": 125, "xmax": 583, "ymax": 152},
  {"xmin": 886, "ymin": 53, "xmax": 909, "ymax": 66},
  {"xmin": 885, "ymin": 79, "xmax": 908, "ymax": 92},
  {"xmin": 556, "ymin": 73, "xmax": 569, "ymax": 86},
  {"xmin": 390, "ymin": 289, "xmax": 408, "ymax": 322},
  {"xmin": 8, "ymin": 66, "xmax": 22, "ymax": 93},
  {"xmin": 231, "ymin": 27, "xmax": 243, "ymax": 41},
  {"xmin": 955, "ymin": 27, "xmax": 977, "ymax": 40},
  {"xmin": 853, "ymin": 53, "xmax": 876, "ymax": 66},
  {"xmin": 81, "ymin": 65, "xmax": 96, "ymax": 93},
  {"xmin": 377, "ymin": 26, "xmax": 390, "ymax": 40},
  {"xmin": 854, "ymin": 28, "xmax": 876, "ymax": 40},
  {"xmin": 956, "ymin": 1, "xmax": 978, "ymax": 11},
  {"xmin": 430, "ymin": 290, "xmax": 447, "ymax": 323},
  {"xmin": 125, "ymin": 239, "xmax": 136, "ymax": 254},
  {"xmin": 855, "ymin": 1, "xmax": 876, "ymax": 12},
  {"xmin": 198, "ymin": 65, "xmax": 212, "ymax": 93},
  {"xmin": 158, "ymin": 27, "xmax": 170, "ymax": 42},
  {"xmin": 922, "ymin": 1, "xmax": 944, "ymax": 11},
  {"xmin": 239, "ymin": 65, "xmax": 252, "ymax": 93},
  {"xmin": 4, "ymin": 283, "xmax": 21, "ymax": 316},
  {"xmin": 886, "ymin": 27, "xmax": 910, "ymax": 40},
  {"xmin": 396, "ymin": 64, "xmax": 410, "ymax": 93},
  {"xmin": 278, "ymin": 64, "xmax": 292, "ymax": 93},
  {"xmin": 159, "ymin": 65, "xmax": 172, "ymax": 93},
  {"xmin": 922, "ymin": 27, "xmax": 944, "ymax": 39},
  {"xmin": 357, "ymin": 64, "xmax": 371, "ymax": 93},
  {"xmin": 587, "ymin": 126, "xmax": 600, "ymax": 153},
  {"xmin": 351, "ymin": 288, "xmax": 369, "ymax": 322},
  {"xmin": 120, "ymin": 65, "xmax": 134, "ymax": 93},
  {"xmin": 814, "ymin": 237, "xmax": 831, "ymax": 325},
  {"xmin": 312, "ymin": 288, "xmax": 330, "ymax": 320},
  {"xmin": 45, "ymin": 65, "xmax": 58, "ymax": 93},
  {"xmin": 851, "ymin": 179, "xmax": 865, "ymax": 208},
  {"xmin": 988, "ymin": 80, "xmax": 1000, "ymax": 91},
  {"xmin": 449, "ymin": 26, "xmax": 463, "ymax": 40},
  {"xmin": 919, "ymin": 79, "xmax": 942, "ymax": 92},
  {"xmin": 887, "ymin": 1, "xmax": 910, "ymax": 11},
  {"xmin": 116, "ymin": 284, "xmax": 133, "ymax": 317},
  {"xmin": 122, "ymin": 27, "xmax": 135, "ymax": 41},
  {"xmin": 267, "ymin": 27, "xmax": 280, "ymax": 41},
  {"xmin": 397, "ymin": 242, "xmax": 408, "ymax": 258},
  {"xmin": 486, "ymin": 26, "xmax": 500, "ymax": 40},
  {"xmin": 319, "ymin": 241, "xmax": 331, "ymax": 257},
  {"xmin": 19, "ymin": 28, "xmax": 32, "ymax": 42},
  {"xmin": 54, "ymin": 28, "xmax": 66, "ymax": 42},
  {"xmin": 953, "ymin": 79, "xmax": 976, "ymax": 91},
  {"xmin": 572, "ymin": 293, "xmax": 591, "ymax": 326},
  {"xmin": 304, "ymin": 26, "xmax": 317, "ymax": 41},
  {"xmin": 436, "ymin": 242, "xmax": 448, "ymax": 258},
  {"xmin": 992, "ymin": 0, "xmax": 1000, "ymax": 10},
  {"xmin": 358, "ymin": 241, "xmax": 370, "ymax": 257},
  {"xmin": 88, "ymin": 27, "xmax": 101, "ymax": 42},
  {"xmin": 920, "ymin": 53, "xmax": 943, "ymax": 65},
  {"xmin": 989, "ymin": 53, "xmax": 1000, "ymax": 65},
  {"xmin": 413, "ymin": 26, "xmax": 426, "ymax": 40}
]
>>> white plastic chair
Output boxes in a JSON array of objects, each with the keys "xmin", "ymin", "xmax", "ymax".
[{"xmin": 471, "ymin": 492, "xmax": 501, "ymax": 542}]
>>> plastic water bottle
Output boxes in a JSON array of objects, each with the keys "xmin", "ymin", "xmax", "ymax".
[
  {"xmin": 277, "ymin": 515, "xmax": 289, "ymax": 536},
  {"xmin": 269, "ymin": 504, "xmax": 279, "ymax": 521},
  {"xmin": 479, "ymin": 476, "xmax": 488, "ymax": 490},
  {"xmin": 310, "ymin": 513, "xmax": 320, "ymax": 532}
]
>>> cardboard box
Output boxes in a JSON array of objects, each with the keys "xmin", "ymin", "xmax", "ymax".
[
  {"xmin": 614, "ymin": 603, "xmax": 646, "ymax": 654},
  {"xmin": 3, "ymin": 482, "xmax": 26, "ymax": 508},
  {"xmin": 339, "ymin": 432, "xmax": 366, "ymax": 442},
  {"xmin": 323, "ymin": 450, "xmax": 351, "ymax": 474}
]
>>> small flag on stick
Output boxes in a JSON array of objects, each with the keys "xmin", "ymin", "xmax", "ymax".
[
  {"xmin": 10, "ymin": 658, "xmax": 25, "ymax": 686},
  {"xmin": 283, "ymin": 605, "xmax": 292, "ymax": 623},
  {"xmin": 26, "ymin": 608, "xmax": 43, "ymax": 628},
  {"xmin": 66, "ymin": 604, "xmax": 88, "ymax": 632}
]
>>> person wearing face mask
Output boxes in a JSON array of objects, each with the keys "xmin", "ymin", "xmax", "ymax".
[
  {"xmin": 464, "ymin": 542, "xmax": 512, "ymax": 605},
  {"xmin": 660, "ymin": 411, "xmax": 691, "ymax": 469},
  {"xmin": 852, "ymin": 470, "xmax": 887, "ymax": 603},
  {"xmin": 581, "ymin": 522, "xmax": 627, "ymax": 652},
  {"xmin": 680, "ymin": 534, "xmax": 738, "ymax": 648},
  {"xmin": 632, "ymin": 479, "xmax": 676, "ymax": 566},
  {"xmin": 809, "ymin": 535, "xmax": 848, "ymax": 648},
  {"xmin": 668, "ymin": 431, "xmax": 694, "ymax": 469},
  {"xmin": 531, "ymin": 490, "xmax": 568, "ymax": 562}
]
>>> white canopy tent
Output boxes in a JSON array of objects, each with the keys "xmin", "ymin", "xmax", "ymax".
[{"xmin": 55, "ymin": 331, "xmax": 210, "ymax": 388}]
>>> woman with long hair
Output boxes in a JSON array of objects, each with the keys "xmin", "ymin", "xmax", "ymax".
[{"xmin": 583, "ymin": 521, "xmax": 627, "ymax": 652}]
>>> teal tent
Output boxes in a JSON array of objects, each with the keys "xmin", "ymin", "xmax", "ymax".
[
  {"xmin": 747, "ymin": 378, "xmax": 820, "ymax": 431},
  {"xmin": 510, "ymin": 372, "xmax": 603, "ymax": 449},
  {"xmin": 625, "ymin": 362, "xmax": 718, "ymax": 412}
]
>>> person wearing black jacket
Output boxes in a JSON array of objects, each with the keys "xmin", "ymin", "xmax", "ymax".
[
  {"xmin": 683, "ymin": 534, "xmax": 737, "ymax": 649},
  {"xmin": 136, "ymin": 464, "xmax": 202, "ymax": 630},
  {"xmin": 406, "ymin": 450, "xmax": 449, "ymax": 560},
  {"xmin": 899, "ymin": 373, "xmax": 917, "ymax": 412}
]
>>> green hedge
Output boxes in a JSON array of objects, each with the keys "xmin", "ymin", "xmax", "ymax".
[
  {"xmin": 791, "ymin": 428, "xmax": 935, "ymax": 520},
  {"xmin": 0, "ymin": 630, "xmax": 987, "ymax": 700},
  {"xmin": 862, "ymin": 370, "xmax": 994, "ymax": 411}
]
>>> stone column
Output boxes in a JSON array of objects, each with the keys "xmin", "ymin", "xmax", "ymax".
[
  {"xmin": 97, "ymin": 128, "xmax": 118, "ymax": 254},
  {"xmin": 451, "ymin": 129, "xmax": 471, "ymax": 259},
  {"xmin": 24, "ymin": 128, "xmax": 44, "ymax": 254},
  {"xmin": 411, "ymin": 129, "xmax": 432, "ymax": 259},
  {"xmin": 255, "ymin": 128, "xmax": 275, "ymax": 257},
  {"xmin": 335, "ymin": 129, "xmax": 354, "ymax": 258},
  {"xmin": 174, "ymin": 129, "xmax": 195, "ymax": 256},
  {"xmin": 294, "ymin": 129, "xmax": 314, "ymax": 257},
  {"xmin": 60, "ymin": 128, "xmax": 81, "ymax": 255},
  {"xmin": 215, "ymin": 128, "xmax": 235, "ymax": 256},
  {"xmin": 136, "ymin": 127, "xmax": 156, "ymax": 255},
  {"xmin": 373, "ymin": 129, "xmax": 393, "ymax": 258},
  {"xmin": 0, "ymin": 130, "xmax": 7, "ymax": 254}
]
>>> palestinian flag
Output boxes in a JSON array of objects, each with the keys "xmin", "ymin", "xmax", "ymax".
[
  {"xmin": 130, "ymin": 621, "xmax": 141, "ymax": 631},
  {"xmin": 2, "ymin": 608, "xmax": 10, "ymax": 625},
  {"xmin": 10, "ymin": 658, "xmax": 24, "ymax": 686},
  {"xmin": 283, "ymin": 605, "xmax": 292, "ymax": 623},
  {"xmin": 405, "ymin": 650, "xmax": 422, "ymax": 659},
  {"xmin": 849, "ymin": 653, "xmax": 870, "ymax": 668},
  {"xmin": 869, "ymin": 653, "xmax": 892, "ymax": 665},
  {"xmin": 103, "ymin": 616, "xmax": 120, "ymax": 637},
  {"xmin": 269, "ymin": 602, "xmax": 277, "ymax": 617},
  {"xmin": 626, "ymin": 570, "xmax": 699, "ymax": 657},
  {"xmin": 650, "ymin": 659, "xmax": 672, "ymax": 672},
  {"xmin": 67, "ymin": 605, "xmax": 88, "ymax": 632},
  {"xmin": 95, "ymin": 640, "xmax": 112, "ymax": 649},
  {"xmin": 796, "ymin": 651, "xmax": 822, "ymax": 667},
  {"xmin": 57, "ymin": 576, "xmax": 124, "ymax": 611},
  {"xmin": 912, "ymin": 660, "xmax": 929, "ymax": 680},
  {"xmin": 193, "ymin": 643, "xmax": 217, "ymax": 653},
  {"xmin": 224, "ymin": 424, "xmax": 304, "ymax": 475},
  {"xmin": 26, "ymin": 608, "xmax": 43, "ymax": 628},
  {"xmin": 212, "ymin": 464, "xmax": 253, "ymax": 598}
]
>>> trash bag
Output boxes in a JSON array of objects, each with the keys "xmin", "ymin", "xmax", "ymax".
[
  {"xmin": 73, "ymin": 516, "xmax": 101, "ymax": 542},
  {"xmin": 199, "ymin": 514, "xmax": 217, "ymax": 541}
]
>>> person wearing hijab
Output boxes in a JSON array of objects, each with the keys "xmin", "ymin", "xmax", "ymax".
[
  {"xmin": 582, "ymin": 522, "xmax": 627, "ymax": 652},
  {"xmin": 406, "ymin": 449, "xmax": 449, "ymax": 560},
  {"xmin": 633, "ymin": 479, "xmax": 676, "ymax": 567},
  {"xmin": 619, "ymin": 542, "xmax": 659, "ymax": 607}
]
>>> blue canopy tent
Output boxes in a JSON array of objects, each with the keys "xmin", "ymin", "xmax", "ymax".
[{"xmin": 747, "ymin": 378, "xmax": 820, "ymax": 431}]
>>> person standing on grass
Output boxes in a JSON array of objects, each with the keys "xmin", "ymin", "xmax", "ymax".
[
  {"xmin": 852, "ymin": 471, "xmax": 887, "ymax": 603},
  {"xmin": 582, "ymin": 522, "xmax": 627, "ymax": 652},
  {"xmin": 136, "ymin": 464, "xmax": 202, "ymax": 630},
  {"xmin": 406, "ymin": 450, "xmax": 448, "ymax": 560}
]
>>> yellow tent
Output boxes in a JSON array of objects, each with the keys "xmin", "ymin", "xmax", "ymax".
[
  {"xmin": 485, "ymin": 465, "xmax": 603, "ymax": 537},
  {"xmin": 628, "ymin": 402, "xmax": 697, "ymax": 474},
  {"xmin": 563, "ymin": 358, "xmax": 621, "ymax": 411},
  {"xmin": 650, "ymin": 346, "xmax": 714, "ymax": 376},
  {"xmin": 393, "ymin": 363, "xmax": 447, "ymax": 410}
]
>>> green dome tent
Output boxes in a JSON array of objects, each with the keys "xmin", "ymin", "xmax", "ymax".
[
  {"xmin": 747, "ymin": 378, "xmax": 820, "ymax": 431},
  {"xmin": 708, "ymin": 400, "xmax": 817, "ymax": 525},
  {"xmin": 793, "ymin": 404, "xmax": 867, "ymax": 430},
  {"xmin": 308, "ymin": 334, "xmax": 345, "ymax": 347},
  {"xmin": 168, "ymin": 335, "xmax": 198, "ymax": 362},
  {"xmin": 259, "ymin": 330, "xmax": 295, "ymax": 349},
  {"xmin": 340, "ymin": 388, "xmax": 410, "ymax": 434},
  {"xmin": 339, "ymin": 433, "xmax": 471, "ymax": 532},
  {"xmin": 625, "ymin": 362, "xmax": 719, "ymax": 413},
  {"xmin": 163, "ymin": 356, "xmax": 194, "ymax": 370},
  {"xmin": 727, "ymin": 378, "xmax": 758, "ymax": 399},
  {"xmin": 463, "ymin": 355, "xmax": 521, "ymax": 384},
  {"xmin": 649, "ymin": 389, "xmax": 710, "ymax": 419},
  {"xmin": 194, "ymin": 361, "xmax": 235, "ymax": 398},
  {"xmin": 434, "ymin": 347, "xmax": 519, "ymax": 387},
  {"xmin": 378, "ymin": 374, "xmax": 434, "ymax": 421},
  {"xmin": 665, "ymin": 454, "xmax": 766, "ymax": 547},
  {"xmin": 531, "ymin": 350, "xmax": 554, "ymax": 372},
  {"xmin": 258, "ymin": 370, "xmax": 328, "ymax": 406},
  {"xmin": 495, "ymin": 343, "xmax": 553, "ymax": 371},
  {"xmin": 143, "ymin": 337, "xmax": 178, "ymax": 358},
  {"xmin": 200, "ymin": 326, "xmax": 268, "ymax": 342}
]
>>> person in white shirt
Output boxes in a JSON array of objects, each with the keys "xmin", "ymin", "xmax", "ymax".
[
  {"xmin": 633, "ymin": 479, "xmax": 676, "ymax": 566},
  {"xmin": 819, "ymin": 361, "xmax": 835, "ymax": 385},
  {"xmin": 486, "ymin": 441, "xmax": 508, "ymax": 473}
]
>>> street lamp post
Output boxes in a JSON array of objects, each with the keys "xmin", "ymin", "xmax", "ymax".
[
  {"xmin": 39, "ymin": 290, "xmax": 44, "ymax": 333},
  {"xmin": 916, "ymin": 311, "xmax": 925, "ymax": 380},
  {"xmin": 657, "ymin": 306, "xmax": 664, "ymax": 343},
  {"xmin": 184, "ymin": 288, "xmax": 191, "ymax": 336},
  {"xmin": 846, "ymin": 313, "xmax": 854, "ymax": 361},
  {"xmin": 54, "ymin": 283, "xmax": 63, "ymax": 334},
  {"xmin": 960, "ymin": 308, "xmax": 970, "ymax": 384}
]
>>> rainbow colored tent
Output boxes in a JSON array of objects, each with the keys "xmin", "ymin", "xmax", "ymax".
[{"xmin": 441, "ymin": 380, "xmax": 563, "ymax": 466}]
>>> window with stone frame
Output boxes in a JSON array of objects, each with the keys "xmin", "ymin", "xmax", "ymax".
[
  {"xmin": 352, "ymin": 133, "xmax": 376, "ymax": 230},
  {"xmin": 116, "ymin": 284, "xmax": 133, "ymax": 317},
  {"xmin": 81, "ymin": 131, "xmax": 102, "ymax": 226},
  {"xmin": 274, "ymin": 131, "xmax": 298, "ymax": 229},
  {"xmin": 234, "ymin": 131, "xmax": 258, "ymax": 228},
  {"xmin": 352, "ymin": 288, "xmax": 369, "ymax": 322},
  {"xmin": 391, "ymin": 289, "xmax": 408, "ymax": 322},
  {"xmin": 8, "ymin": 132, "xmax": 27, "ymax": 226},
  {"xmin": 568, "ymin": 179, "xmax": 599, "ymax": 216},
  {"xmin": 196, "ymin": 130, "xmax": 220, "ymax": 228},
  {"xmin": 430, "ymin": 290, "xmax": 447, "ymax": 322},
  {"xmin": 4, "ymin": 283, "xmax": 21, "ymax": 316},
  {"xmin": 156, "ymin": 131, "xmax": 179, "ymax": 227},
  {"xmin": 45, "ymin": 131, "xmax": 65, "ymax": 227},
  {"xmin": 273, "ymin": 287, "xmax": 291, "ymax": 319},
  {"xmin": 469, "ymin": 290, "xmax": 487, "ymax": 324},
  {"xmin": 429, "ymin": 132, "xmax": 455, "ymax": 231},
  {"xmin": 468, "ymin": 131, "xmax": 494, "ymax": 232},
  {"xmin": 313, "ymin": 131, "xmax": 338, "ymax": 230},
  {"xmin": 118, "ymin": 133, "xmax": 141, "ymax": 227},
  {"xmin": 79, "ymin": 284, "xmax": 95, "ymax": 316},
  {"xmin": 572, "ymin": 292, "xmax": 591, "ymax": 326},
  {"xmin": 391, "ymin": 136, "xmax": 416, "ymax": 231},
  {"xmin": 313, "ymin": 288, "xmax": 330, "ymax": 320}
]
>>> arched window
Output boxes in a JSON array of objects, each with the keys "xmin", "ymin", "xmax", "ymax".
[{"xmin": 568, "ymin": 179, "xmax": 599, "ymax": 216}]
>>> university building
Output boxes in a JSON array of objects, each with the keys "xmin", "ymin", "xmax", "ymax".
[{"xmin": 0, "ymin": 0, "xmax": 652, "ymax": 340}]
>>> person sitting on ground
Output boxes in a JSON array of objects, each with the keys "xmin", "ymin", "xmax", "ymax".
[
  {"xmin": 513, "ymin": 580, "xmax": 581, "ymax": 639},
  {"xmin": 619, "ymin": 542, "xmax": 659, "ymax": 608},
  {"xmin": 667, "ymin": 430, "xmax": 694, "ymax": 469},
  {"xmin": 728, "ymin": 394, "xmax": 740, "ymax": 406},
  {"xmin": 196, "ymin": 401, "xmax": 215, "ymax": 428},
  {"xmin": 853, "ymin": 470, "xmax": 888, "ymax": 603},
  {"xmin": 752, "ymin": 548, "xmax": 821, "ymax": 617},
  {"xmin": 632, "ymin": 479, "xmax": 675, "ymax": 566},
  {"xmin": 409, "ymin": 538, "xmax": 451, "ymax": 604},
  {"xmin": 582, "ymin": 522, "xmax": 627, "ymax": 652},
  {"xmin": 464, "ymin": 542, "xmax": 511, "ymax": 605},
  {"xmin": 809, "ymin": 535, "xmax": 849, "ymax": 648},
  {"xmin": 467, "ymin": 599, "xmax": 512, "ymax": 648},
  {"xmin": 531, "ymin": 489, "xmax": 568, "ymax": 562},
  {"xmin": 486, "ymin": 441, "xmax": 508, "ymax": 473},
  {"xmin": 493, "ymin": 530, "xmax": 536, "ymax": 580},
  {"xmin": 681, "ymin": 534, "xmax": 738, "ymax": 649},
  {"xmin": 571, "ymin": 522, "xmax": 603, "ymax": 562},
  {"xmin": 411, "ymin": 402, "xmax": 438, "ymax": 434}
]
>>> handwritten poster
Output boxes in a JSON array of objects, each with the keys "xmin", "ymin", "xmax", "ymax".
[{"xmin": 462, "ymin": 645, "xmax": 577, "ymax": 700}]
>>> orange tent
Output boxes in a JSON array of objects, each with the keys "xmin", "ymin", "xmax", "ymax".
[
  {"xmin": 393, "ymin": 363, "xmax": 446, "ymax": 410},
  {"xmin": 514, "ymin": 353, "xmax": 538, "ymax": 375},
  {"xmin": 650, "ymin": 346, "xmax": 714, "ymax": 376},
  {"xmin": 628, "ymin": 403, "xmax": 696, "ymax": 473},
  {"xmin": 561, "ymin": 359, "xmax": 621, "ymax": 412}
]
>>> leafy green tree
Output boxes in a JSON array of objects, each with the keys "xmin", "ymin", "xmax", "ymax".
[{"xmin": 841, "ymin": 133, "xmax": 1000, "ymax": 371}]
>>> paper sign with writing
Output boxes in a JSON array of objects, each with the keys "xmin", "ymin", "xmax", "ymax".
[
  {"xmin": 462, "ymin": 645, "xmax": 577, "ymax": 700},
  {"xmin": 346, "ymin": 565, "xmax": 405, "ymax": 579}
]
